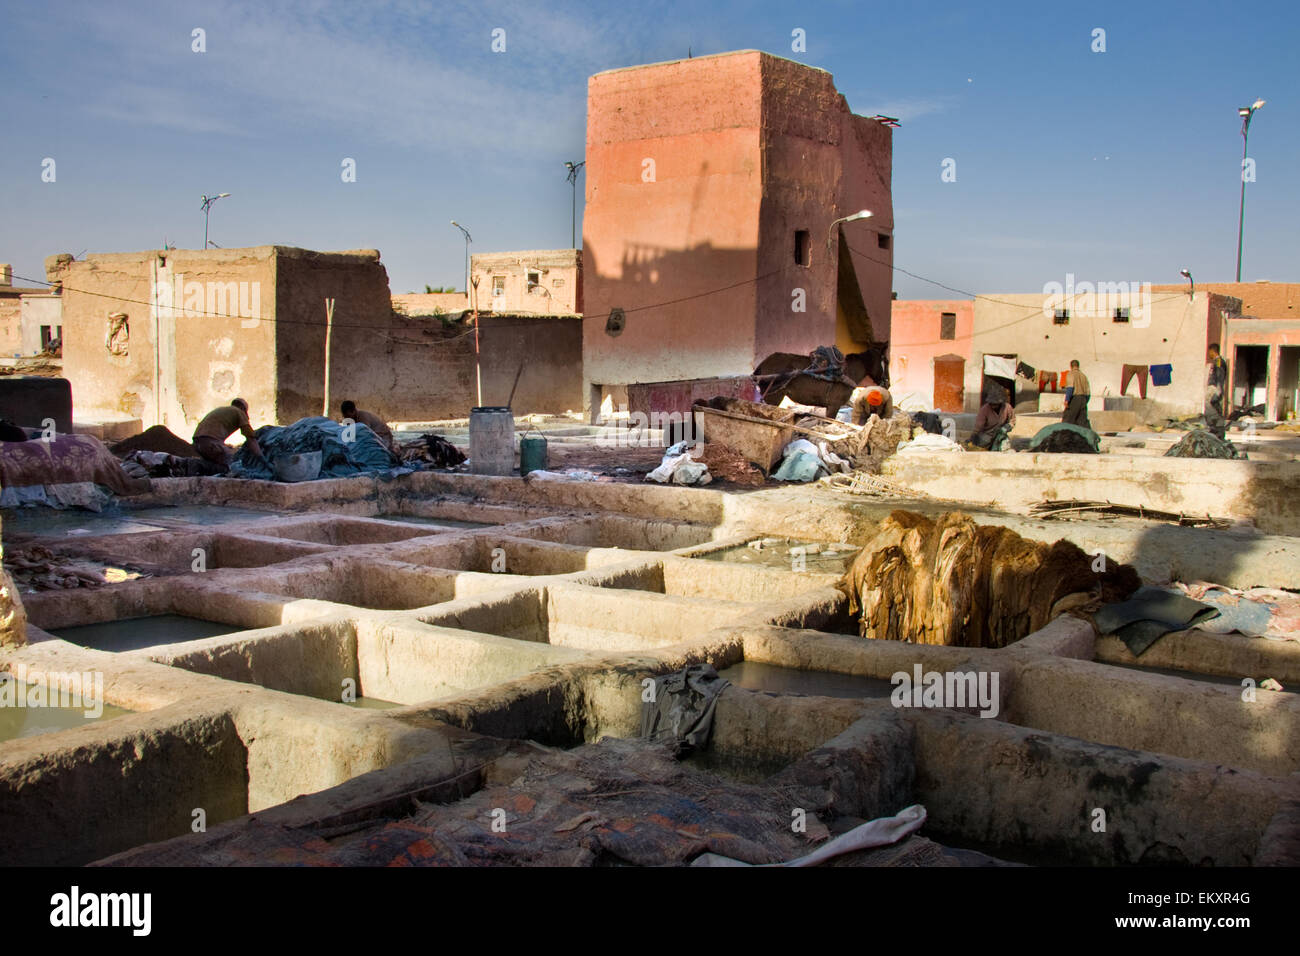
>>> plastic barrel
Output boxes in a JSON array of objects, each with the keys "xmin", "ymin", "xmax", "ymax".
[
  {"xmin": 469, "ymin": 406, "xmax": 515, "ymax": 476},
  {"xmin": 519, "ymin": 434, "xmax": 548, "ymax": 476}
]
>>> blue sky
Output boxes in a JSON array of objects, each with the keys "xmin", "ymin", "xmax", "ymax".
[{"xmin": 1, "ymin": 0, "xmax": 1295, "ymax": 299}]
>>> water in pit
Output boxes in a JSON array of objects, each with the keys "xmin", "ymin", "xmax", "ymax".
[
  {"xmin": 1104, "ymin": 660, "xmax": 1298, "ymax": 694},
  {"xmin": 122, "ymin": 505, "xmax": 283, "ymax": 527},
  {"xmin": 695, "ymin": 539, "xmax": 859, "ymax": 574},
  {"xmin": 377, "ymin": 514, "xmax": 495, "ymax": 530},
  {"xmin": 0, "ymin": 681, "xmax": 133, "ymax": 743},
  {"xmin": 49, "ymin": 614, "xmax": 246, "ymax": 653},
  {"xmin": 718, "ymin": 660, "xmax": 895, "ymax": 700},
  {"xmin": 1, "ymin": 508, "xmax": 167, "ymax": 539},
  {"xmin": 344, "ymin": 697, "xmax": 402, "ymax": 710}
]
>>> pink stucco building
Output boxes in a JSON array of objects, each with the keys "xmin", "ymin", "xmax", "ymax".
[
  {"xmin": 888, "ymin": 300, "xmax": 973, "ymax": 412},
  {"xmin": 581, "ymin": 50, "xmax": 894, "ymax": 416}
]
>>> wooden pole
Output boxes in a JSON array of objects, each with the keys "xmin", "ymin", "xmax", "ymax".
[{"xmin": 322, "ymin": 298, "xmax": 336, "ymax": 417}]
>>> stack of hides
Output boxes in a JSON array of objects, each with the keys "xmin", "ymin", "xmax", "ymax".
[{"xmin": 838, "ymin": 511, "xmax": 1140, "ymax": 648}]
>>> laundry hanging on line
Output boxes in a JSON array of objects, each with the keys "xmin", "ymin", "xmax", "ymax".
[
  {"xmin": 983, "ymin": 354, "xmax": 1017, "ymax": 379},
  {"xmin": 1121, "ymin": 364, "xmax": 1149, "ymax": 399},
  {"xmin": 1150, "ymin": 364, "xmax": 1173, "ymax": 386}
]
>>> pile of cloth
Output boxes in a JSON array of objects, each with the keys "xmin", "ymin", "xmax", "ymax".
[
  {"xmin": 399, "ymin": 434, "xmax": 466, "ymax": 468},
  {"xmin": 0, "ymin": 481, "xmax": 115, "ymax": 511},
  {"xmin": 1086, "ymin": 581, "xmax": 1298, "ymax": 657},
  {"xmin": 231, "ymin": 416, "xmax": 403, "ymax": 480},
  {"xmin": 838, "ymin": 511, "xmax": 1140, "ymax": 648},
  {"xmin": 646, "ymin": 440, "xmax": 713, "ymax": 485},
  {"xmin": 895, "ymin": 432, "xmax": 964, "ymax": 455},
  {"xmin": 119, "ymin": 450, "xmax": 222, "ymax": 479},
  {"xmin": 110, "ymin": 425, "xmax": 195, "ymax": 458},
  {"xmin": 0, "ymin": 434, "xmax": 144, "ymax": 496},
  {"xmin": 1028, "ymin": 423, "xmax": 1100, "ymax": 454},
  {"xmin": 1163, "ymin": 429, "xmax": 1246, "ymax": 460},
  {"xmin": 771, "ymin": 438, "xmax": 844, "ymax": 482}
]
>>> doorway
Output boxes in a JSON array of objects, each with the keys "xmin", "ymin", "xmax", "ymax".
[
  {"xmin": 1278, "ymin": 346, "xmax": 1300, "ymax": 421},
  {"xmin": 1231, "ymin": 345, "xmax": 1269, "ymax": 414}
]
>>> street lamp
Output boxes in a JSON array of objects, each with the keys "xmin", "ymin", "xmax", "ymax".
[
  {"xmin": 1179, "ymin": 268, "xmax": 1194, "ymax": 300},
  {"xmin": 200, "ymin": 193, "xmax": 231, "ymax": 249},
  {"xmin": 450, "ymin": 220, "xmax": 472, "ymax": 298},
  {"xmin": 826, "ymin": 209, "xmax": 873, "ymax": 254},
  {"xmin": 451, "ymin": 220, "xmax": 481, "ymax": 407},
  {"xmin": 564, "ymin": 161, "xmax": 585, "ymax": 249},
  {"xmin": 1235, "ymin": 98, "xmax": 1265, "ymax": 282}
]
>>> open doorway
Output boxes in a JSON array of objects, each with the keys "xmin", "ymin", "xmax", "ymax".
[
  {"xmin": 980, "ymin": 353, "xmax": 1017, "ymax": 408},
  {"xmin": 1231, "ymin": 345, "xmax": 1269, "ymax": 415},
  {"xmin": 1278, "ymin": 346, "xmax": 1300, "ymax": 422}
]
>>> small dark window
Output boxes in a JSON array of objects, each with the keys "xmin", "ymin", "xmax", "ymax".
[
  {"xmin": 794, "ymin": 230, "xmax": 810, "ymax": 266},
  {"xmin": 878, "ymin": 233, "xmax": 891, "ymax": 250},
  {"xmin": 1053, "ymin": 309, "xmax": 1070, "ymax": 325},
  {"xmin": 940, "ymin": 313, "xmax": 956, "ymax": 340},
  {"xmin": 1113, "ymin": 308, "xmax": 1130, "ymax": 323},
  {"xmin": 40, "ymin": 325, "xmax": 52, "ymax": 348}
]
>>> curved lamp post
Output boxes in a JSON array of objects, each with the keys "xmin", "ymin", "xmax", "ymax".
[{"xmin": 1235, "ymin": 99, "xmax": 1265, "ymax": 282}]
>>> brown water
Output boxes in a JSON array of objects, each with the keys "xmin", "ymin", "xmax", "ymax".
[
  {"xmin": 718, "ymin": 660, "xmax": 895, "ymax": 700},
  {"xmin": 695, "ymin": 539, "xmax": 859, "ymax": 574},
  {"xmin": 0, "ymin": 681, "xmax": 133, "ymax": 743},
  {"xmin": 49, "ymin": 614, "xmax": 245, "ymax": 653}
]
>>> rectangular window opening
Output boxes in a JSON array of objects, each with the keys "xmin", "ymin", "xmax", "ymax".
[
  {"xmin": 940, "ymin": 313, "xmax": 956, "ymax": 341},
  {"xmin": 794, "ymin": 230, "xmax": 810, "ymax": 267},
  {"xmin": 492, "ymin": 275, "xmax": 506, "ymax": 296},
  {"xmin": 877, "ymin": 233, "xmax": 891, "ymax": 250},
  {"xmin": 1053, "ymin": 309, "xmax": 1070, "ymax": 325},
  {"xmin": 1113, "ymin": 308, "xmax": 1130, "ymax": 322}
]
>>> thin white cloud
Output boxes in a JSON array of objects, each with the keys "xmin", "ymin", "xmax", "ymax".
[{"xmin": 845, "ymin": 94, "xmax": 957, "ymax": 122}]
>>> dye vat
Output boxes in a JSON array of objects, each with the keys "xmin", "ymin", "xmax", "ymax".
[
  {"xmin": 122, "ymin": 505, "xmax": 283, "ymax": 527},
  {"xmin": 49, "ymin": 614, "xmax": 246, "ymax": 653},
  {"xmin": 696, "ymin": 539, "xmax": 860, "ymax": 575},
  {"xmin": 377, "ymin": 514, "xmax": 495, "ymax": 530},
  {"xmin": 0, "ymin": 681, "xmax": 133, "ymax": 743},
  {"xmin": 718, "ymin": 661, "xmax": 895, "ymax": 700},
  {"xmin": 1, "ymin": 508, "xmax": 166, "ymax": 538},
  {"xmin": 1104, "ymin": 661, "xmax": 1297, "ymax": 694}
]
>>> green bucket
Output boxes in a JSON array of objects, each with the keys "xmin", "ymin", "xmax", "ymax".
[{"xmin": 519, "ymin": 429, "xmax": 548, "ymax": 476}]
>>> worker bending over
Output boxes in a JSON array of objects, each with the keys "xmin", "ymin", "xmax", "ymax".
[
  {"xmin": 192, "ymin": 398, "xmax": 264, "ymax": 472},
  {"xmin": 340, "ymin": 400, "xmax": 397, "ymax": 452}
]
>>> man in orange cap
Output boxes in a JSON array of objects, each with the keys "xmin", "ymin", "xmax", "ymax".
[{"xmin": 851, "ymin": 384, "xmax": 893, "ymax": 425}]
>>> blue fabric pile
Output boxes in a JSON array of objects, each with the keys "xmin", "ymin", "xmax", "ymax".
[{"xmin": 230, "ymin": 416, "xmax": 409, "ymax": 481}]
